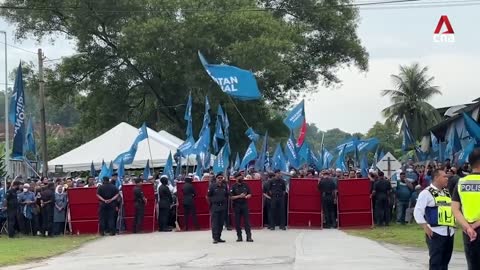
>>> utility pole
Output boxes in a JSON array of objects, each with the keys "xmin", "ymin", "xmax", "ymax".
[{"xmin": 38, "ymin": 49, "xmax": 48, "ymax": 176}]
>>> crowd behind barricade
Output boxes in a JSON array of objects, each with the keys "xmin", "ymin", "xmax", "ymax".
[{"xmin": 0, "ymin": 158, "xmax": 472, "ymax": 238}]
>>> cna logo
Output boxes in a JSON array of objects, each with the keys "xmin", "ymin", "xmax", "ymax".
[{"xmin": 433, "ymin": 15, "xmax": 454, "ymax": 43}]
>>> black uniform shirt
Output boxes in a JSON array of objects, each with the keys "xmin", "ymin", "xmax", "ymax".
[
  {"xmin": 230, "ymin": 182, "xmax": 251, "ymax": 207},
  {"xmin": 318, "ymin": 178, "xmax": 336, "ymax": 194},
  {"xmin": 158, "ymin": 185, "xmax": 173, "ymax": 209},
  {"xmin": 208, "ymin": 183, "xmax": 229, "ymax": 211},
  {"xmin": 268, "ymin": 178, "xmax": 286, "ymax": 198},
  {"xmin": 6, "ymin": 188, "xmax": 18, "ymax": 211},
  {"xmin": 97, "ymin": 183, "xmax": 119, "ymax": 205},
  {"xmin": 373, "ymin": 179, "xmax": 392, "ymax": 200},
  {"xmin": 41, "ymin": 188, "xmax": 55, "ymax": 208},
  {"xmin": 183, "ymin": 182, "xmax": 196, "ymax": 206},
  {"xmin": 134, "ymin": 186, "xmax": 145, "ymax": 206}
]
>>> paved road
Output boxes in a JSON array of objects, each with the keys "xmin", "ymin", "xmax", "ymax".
[{"xmin": 2, "ymin": 229, "xmax": 467, "ymax": 270}]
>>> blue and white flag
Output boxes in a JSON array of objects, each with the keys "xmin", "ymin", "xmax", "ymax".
[
  {"xmin": 240, "ymin": 142, "xmax": 258, "ymax": 169},
  {"xmin": 245, "ymin": 127, "xmax": 260, "ymax": 142},
  {"xmin": 184, "ymin": 93, "xmax": 192, "ymax": 121},
  {"xmin": 463, "ymin": 112, "xmax": 480, "ymax": 144},
  {"xmin": 9, "ymin": 63, "xmax": 26, "ymax": 159},
  {"xmin": 195, "ymin": 154, "xmax": 203, "ymax": 176},
  {"xmin": 213, "ymin": 144, "xmax": 230, "ymax": 174},
  {"xmin": 335, "ymin": 144, "xmax": 347, "ymax": 172},
  {"xmin": 143, "ymin": 160, "xmax": 151, "ymax": 180},
  {"xmin": 401, "ymin": 117, "xmax": 415, "ymax": 152},
  {"xmin": 174, "ymin": 150, "xmax": 182, "ymax": 178},
  {"xmin": 430, "ymin": 132, "xmax": 439, "ymax": 153},
  {"xmin": 114, "ymin": 123, "xmax": 148, "ymax": 164},
  {"xmin": 445, "ymin": 127, "xmax": 462, "ymax": 160},
  {"xmin": 165, "ymin": 152, "xmax": 175, "ymax": 184},
  {"xmin": 283, "ymin": 100, "xmax": 305, "ymax": 130},
  {"xmin": 193, "ymin": 126, "xmax": 211, "ymax": 155},
  {"xmin": 255, "ymin": 131, "xmax": 269, "ymax": 172},
  {"xmin": 323, "ymin": 148, "xmax": 334, "ymax": 169},
  {"xmin": 90, "ymin": 161, "xmax": 96, "ymax": 177},
  {"xmin": 233, "ymin": 152, "xmax": 241, "ymax": 171},
  {"xmin": 272, "ymin": 143, "xmax": 288, "ymax": 172},
  {"xmin": 108, "ymin": 161, "xmax": 114, "ymax": 177},
  {"xmin": 117, "ymin": 158, "xmax": 125, "ymax": 189},
  {"xmin": 97, "ymin": 162, "xmax": 110, "ymax": 183},
  {"xmin": 198, "ymin": 51, "xmax": 261, "ymax": 100},
  {"xmin": 285, "ymin": 131, "xmax": 300, "ymax": 169},
  {"xmin": 179, "ymin": 136, "xmax": 195, "ymax": 156},
  {"xmin": 298, "ymin": 141, "xmax": 311, "ymax": 165},
  {"xmin": 356, "ymin": 138, "xmax": 379, "ymax": 153},
  {"xmin": 458, "ymin": 140, "xmax": 475, "ymax": 166},
  {"xmin": 360, "ymin": 154, "xmax": 369, "ymax": 177},
  {"xmin": 204, "ymin": 151, "xmax": 212, "ymax": 169},
  {"xmin": 24, "ymin": 119, "xmax": 36, "ymax": 156}
]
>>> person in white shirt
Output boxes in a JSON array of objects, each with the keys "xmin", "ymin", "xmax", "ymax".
[{"xmin": 414, "ymin": 169, "xmax": 455, "ymax": 270}]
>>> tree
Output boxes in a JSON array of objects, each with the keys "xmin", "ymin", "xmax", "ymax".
[
  {"xmin": 1, "ymin": 0, "xmax": 368, "ymax": 159},
  {"xmin": 365, "ymin": 120, "xmax": 401, "ymax": 155},
  {"xmin": 381, "ymin": 63, "xmax": 442, "ymax": 140}
]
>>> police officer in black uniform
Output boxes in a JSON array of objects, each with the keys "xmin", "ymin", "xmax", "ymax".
[
  {"xmin": 183, "ymin": 176, "xmax": 199, "ymax": 231},
  {"xmin": 372, "ymin": 171, "xmax": 392, "ymax": 226},
  {"xmin": 318, "ymin": 171, "xmax": 337, "ymax": 228},
  {"xmin": 267, "ymin": 169, "xmax": 286, "ymax": 230},
  {"xmin": 230, "ymin": 172, "xmax": 254, "ymax": 242},
  {"xmin": 157, "ymin": 176, "xmax": 173, "ymax": 232},
  {"xmin": 96, "ymin": 176, "xmax": 119, "ymax": 236},
  {"xmin": 6, "ymin": 181, "xmax": 20, "ymax": 238},
  {"xmin": 133, "ymin": 178, "xmax": 146, "ymax": 233},
  {"xmin": 208, "ymin": 172, "xmax": 229, "ymax": 244}
]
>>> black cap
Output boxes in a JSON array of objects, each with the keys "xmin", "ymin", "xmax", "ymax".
[
  {"xmin": 215, "ymin": 172, "xmax": 224, "ymax": 178},
  {"xmin": 234, "ymin": 172, "xmax": 243, "ymax": 178},
  {"xmin": 112, "ymin": 173, "xmax": 118, "ymax": 177},
  {"xmin": 274, "ymin": 169, "xmax": 281, "ymax": 173}
]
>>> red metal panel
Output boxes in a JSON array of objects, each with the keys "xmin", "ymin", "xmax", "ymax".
[
  {"xmin": 176, "ymin": 181, "xmax": 211, "ymax": 230},
  {"xmin": 287, "ymin": 178, "xmax": 322, "ymax": 228},
  {"xmin": 337, "ymin": 179, "xmax": 373, "ymax": 228}
]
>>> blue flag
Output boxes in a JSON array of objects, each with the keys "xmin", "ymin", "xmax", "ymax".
[
  {"xmin": 175, "ymin": 150, "xmax": 182, "ymax": 179},
  {"xmin": 360, "ymin": 154, "xmax": 369, "ymax": 177},
  {"xmin": 335, "ymin": 144, "xmax": 347, "ymax": 172},
  {"xmin": 283, "ymin": 100, "xmax": 305, "ymax": 130},
  {"xmin": 164, "ymin": 152, "xmax": 174, "ymax": 184},
  {"xmin": 213, "ymin": 144, "xmax": 230, "ymax": 174},
  {"xmin": 245, "ymin": 127, "xmax": 260, "ymax": 142},
  {"xmin": 195, "ymin": 154, "xmax": 203, "ymax": 176},
  {"xmin": 233, "ymin": 152, "xmax": 241, "ymax": 171},
  {"xmin": 445, "ymin": 127, "xmax": 462, "ymax": 160},
  {"xmin": 240, "ymin": 142, "xmax": 258, "ymax": 169},
  {"xmin": 108, "ymin": 161, "xmax": 114, "ymax": 177},
  {"xmin": 379, "ymin": 150, "xmax": 386, "ymax": 161},
  {"xmin": 143, "ymin": 160, "xmax": 151, "ymax": 180},
  {"xmin": 357, "ymin": 138, "xmax": 379, "ymax": 153},
  {"xmin": 193, "ymin": 126, "xmax": 211, "ymax": 155},
  {"xmin": 298, "ymin": 141, "xmax": 311, "ymax": 165},
  {"xmin": 204, "ymin": 151, "xmax": 212, "ymax": 169},
  {"xmin": 458, "ymin": 140, "xmax": 475, "ymax": 166},
  {"xmin": 255, "ymin": 131, "xmax": 269, "ymax": 172},
  {"xmin": 224, "ymin": 110, "xmax": 230, "ymax": 137},
  {"xmin": 272, "ymin": 143, "xmax": 288, "ymax": 172},
  {"xmin": 24, "ymin": 119, "xmax": 36, "ymax": 156},
  {"xmin": 114, "ymin": 123, "xmax": 149, "ymax": 164},
  {"xmin": 198, "ymin": 51, "xmax": 261, "ymax": 100},
  {"xmin": 97, "ymin": 162, "xmax": 109, "ymax": 183},
  {"xmin": 285, "ymin": 131, "xmax": 300, "ymax": 169},
  {"xmin": 184, "ymin": 93, "xmax": 192, "ymax": 121},
  {"xmin": 430, "ymin": 132, "xmax": 439, "ymax": 152},
  {"xmin": 90, "ymin": 161, "xmax": 96, "ymax": 177},
  {"xmin": 309, "ymin": 147, "xmax": 319, "ymax": 169},
  {"xmin": 179, "ymin": 135, "xmax": 195, "ymax": 156},
  {"xmin": 323, "ymin": 148, "xmax": 334, "ymax": 169},
  {"xmin": 463, "ymin": 112, "xmax": 480, "ymax": 143},
  {"xmin": 9, "ymin": 63, "xmax": 26, "ymax": 159},
  {"xmin": 117, "ymin": 158, "xmax": 125, "ymax": 189},
  {"xmin": 401, "ymin": 117, "xmax": 415, "ymax": 152}
]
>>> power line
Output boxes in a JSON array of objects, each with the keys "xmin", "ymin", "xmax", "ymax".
[{"xmin": 0, "ymin": 40, "xmax": 37, "ymax": 55}]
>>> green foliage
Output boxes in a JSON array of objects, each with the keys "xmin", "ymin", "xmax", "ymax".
[
  {"xmin": 366, "ymin": 120, "xmax": 402, "ymax": 155},
  {"xmin": 382, "ymin": 63, "xmax": 442, "ymax": 140},
  {"xmin": 1, "ymin": 0, "xmax": 367, "ymax": 158}
]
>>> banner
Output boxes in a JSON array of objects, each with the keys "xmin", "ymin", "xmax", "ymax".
[
  {"xmin": 283, "ymin": 100, "xmax": 305, "ymax": 130},
  {"xmin": 198, "ymin": 51, "xmax": 261, "ymax": 100},
  {"xmin": 9, "ymin": 63, "xmax": 26, "ymax": 159}
]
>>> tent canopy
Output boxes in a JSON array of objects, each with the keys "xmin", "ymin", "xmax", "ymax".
[{"xmin": 48, "ymin": 122, "xmax": 196, "ymax": 172}]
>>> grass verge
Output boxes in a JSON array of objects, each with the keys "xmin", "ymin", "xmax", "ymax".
[
  {"xmin": 346, "ymin": 224, "xmax": 464, "ymax": 252},
  {"xmin": 0, "ymin": 235, "xmax": 97, "ymax": 266}
]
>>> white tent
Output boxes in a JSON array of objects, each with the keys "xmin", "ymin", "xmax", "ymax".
[{"xmin": 48, "ymin": 122, "xmax": 196, "ymax": 172}]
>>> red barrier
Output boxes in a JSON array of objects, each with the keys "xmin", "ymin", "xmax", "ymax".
[
  {"xmin": 228, "ymin": 179, "xmax": 263, "ymax": 228},
  {"xmin": 288, "ymin": 178, "xmax": 322, "ymax": 228},
  {"xmin": 337, "ymin": 178, "xmax": 373, "ymax": 228},
  {"xmin": 176, "ymin": 181, "xmax": 211, "ymax": 230},
  {"xmin": 67, "ymin": 187, "xmax": 99, "ymax": 234},
  {"xmin": 122, "ymin": 183, "xmax": 156, "ymax": 233}
]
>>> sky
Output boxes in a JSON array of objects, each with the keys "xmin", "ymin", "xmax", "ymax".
[{"xmin": 0, "ymin": 2, "xmax": 478, "ymax": 135}]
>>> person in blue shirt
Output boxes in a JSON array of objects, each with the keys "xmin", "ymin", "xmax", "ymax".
[
  {"xmin": 396, "ymin": 171, "xmax": 414, "ymax": 225},
  {"xmin": 18, "ymin": 184, "xmax": 36, "ymax": 235}
]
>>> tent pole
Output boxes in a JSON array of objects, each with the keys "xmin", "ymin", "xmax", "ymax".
[{"xmin": 146, "ymin": 136, "xmax": 155, "ymax": 175}]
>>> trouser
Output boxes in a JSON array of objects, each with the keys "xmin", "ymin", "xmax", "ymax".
[
  {"xmin": 224, "ymin": 203, "xmax": 231, "ymax": 228},
  {"xmin": 211, "ymin": 210, "xmax": 225, "ymax": 240},
  {"xmin": 322, "ymin": 195, "xmax": 336, "ymax": 228},
  {"xmin": 54, "ymin": 222, "xmax": 65, "ymax": 235},
  {"xmin": 263, "ymin": 199, "xmax": 270, "ymax": 226},
  {"xmin": 158, "ymin": 207, "xmax": 169, "ymax": 231},
  {"xmin": 7, "ymin": 210, "xmax": 17, "ymax": 238},
  {"xmin": 269, "ymin": 197, "xmax": 285, "ymax": 228},
  {"xmin": 183, "ymin": 204, "xmax": 199, "ymax": 230},
  {"xmin": 464, "ymin": 228, "xmax": 480, "ymax": 270},
  {"xmin": 99, "ymin": 204, "xmax": 115, "ymax": 235},
  {"xmin": 234, "ymin": 204, "xmax": 251, "ymax": 239},
  {"xmin": 426, "ymin": 232, "xmax": 454, "ymax": 270},
  {"xmin": 17, "ymin": 211, "xmax": 25, "ymax": 234},
  {"xmin": 133, "ymin": 204, "xmax": 145, "ymax": 233},
  {"xmin": 113, "ymin": 208, "xmax": 118, "ymax": 233},
  {"xmin": 32, "ymin": 213, "xmax": 41, "ymax": 234},
  {"xmin": 375, "ymin": 197, "xmax": 390, "ymax": 226},
  {"xmin": 41, "ymin": 206, "xmax": 54, "ymax": 235},
  {"xmin": 396, "ymin": 201, "xmax": 409, "ymax": 224},
  {"xmin": 23, "ymin": 217, "xmax": 33, "ymax": 235}
]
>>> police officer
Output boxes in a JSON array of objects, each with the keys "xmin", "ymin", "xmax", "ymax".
[
  {"xmin": 372, "ymin": 171, "xmax": 392, "ymax": 226},
  {"xmin": 230, "ymin": 172, "xmax": 253, "ymax": 242},
  {"xmin": 6, "ymin": 181, "xmax": 20, "ymax": 238},
  {"xmin": 414, "ymin": 169, "xmax": 455, "ymax": 270},
  {"xmin": 208, "ymin": 172, "xmax": 228, "ymax": 244},
  {"xmin": 452, "ymin": 148, "xmax": 480, "ymax": 270},
  {"xmin": 96, "ymin": 176, "xmax": 119, "ymax": 236},
  {"xmin": 133, "ymin": 178, "xmax": 146, "ymax": 233},
  {"xmin": 183, "ymin": 176, "xmax": 199, "ymax": 231},
  {"xmin": 318, "ymin": 171, "xmax": 337, "ymax": 229},
  {"xmin": 40, "ymin": 182, "xmax": 55, "ymax": 237},
  {"xmin": 267, "ymin": 169, "xmax": 286, "ymax": 230},
  {"xmin": 157, "ymin": 176, "xmax": 173, "ymax": 232}
]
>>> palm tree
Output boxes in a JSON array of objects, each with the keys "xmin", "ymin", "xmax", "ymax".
[{"xmin": 381, "ymin": 63, "xmax": 442, "ymax": 140}]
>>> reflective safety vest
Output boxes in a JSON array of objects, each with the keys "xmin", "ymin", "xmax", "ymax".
[
  {"xmin": 457, "ymin": 174, "xmax": 480, "ymax": 223},
  {"xmin": 425, "ymin": 187, "xmax": 456, "ymax": 227}
]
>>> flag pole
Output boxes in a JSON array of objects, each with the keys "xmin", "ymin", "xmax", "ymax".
[{"xmin": 146, "ymin": 135, "xmax": 155, "ymax": 176}]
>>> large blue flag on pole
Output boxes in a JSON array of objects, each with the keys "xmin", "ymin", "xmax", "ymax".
[
  {"xmin": 164, "ymin": 152, "xmax": 175, "ymax": 185},
  {"xmin": 143, "ymin": 160, "xmax": 151, "ymax": 180},
  {"xmin": 24, "ymin": 118, "xmax": 36, "ymax": 156},
  {"xmin": 107, "ymin": 161, "xmax": 114, "ymax": 177},
  {"xmin": 463, "ymin": 112, "xmax": 480, "ymax": 143},
  {"xmin": 213, "ymin": 144, "xmax": 230, "ymax": 174},
  {"xmin": 285, "ymin": 131, "xmax": 300, "ymax": 169},
  {"xmin": 255, "ymin": 131, "xmax": 268, "ymax": 172},
  {"xmin": 445, "ymin": 127, "xmax": 462, "ymax": 160},
  {"xmin": 245, "ymin": 127, "xmax": 260, "ymax": 142},
  {"xmin": 458, "ymin": 140, "xmax": 475, "ymax": 166},
  {"xmin": 198, "ymin": 51, "xmax": 261, "ymax": 100},
  {"xmin": 283, "ymin": 100, "xmax": 305, "ymax": 130},
  {"xmin": 233, "ymin": 152, "xmax": 241, "ymax": 171},
  {"xmin": 401, "ymin": 117, "xmax": 415, "ymax": 152},
  {"xmin": 240, "ymin": 142, "xmax": 258, "ymax": 169},
  {"xmin": 116, "ymin": 158, "xmax": 125, "ymax": 189},
  {"xmin": 272, "ymin": 143, "xmax": 288, "ymax": 172},
  {"xmin": 90, "ymin": 161, "xmax": 96, "ymax": 177},
  {"xmin": 335, "ymin": 144, "xmax": 347, "ymax": 172},
  {"xmin": 97, "ymin": 162, "xmax": 109, "ymax": 183},
  {"xmin": 114, "ymin": 123, "xmax": 148, "ymax": 164},
  {"xmin": 9, "ymin": 63, "xmax": 26, "ymax": 159}
]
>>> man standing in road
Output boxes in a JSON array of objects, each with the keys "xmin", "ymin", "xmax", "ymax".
[
  {"xmin": 208, "ymin": 173, "xmax": 229, "ymax": 244},
  {"xmin": 230, "ymin": 172, "xmax": 253, "ymax": 242}
]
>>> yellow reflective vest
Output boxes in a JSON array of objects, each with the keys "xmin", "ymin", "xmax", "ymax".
[
  {"xmin": 457, "ymin": 174, "xmax": 480, "ymax": 223},
  {"xmin": 425, "ymin": 187, "xmax": 456, "ymax": 227}
]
